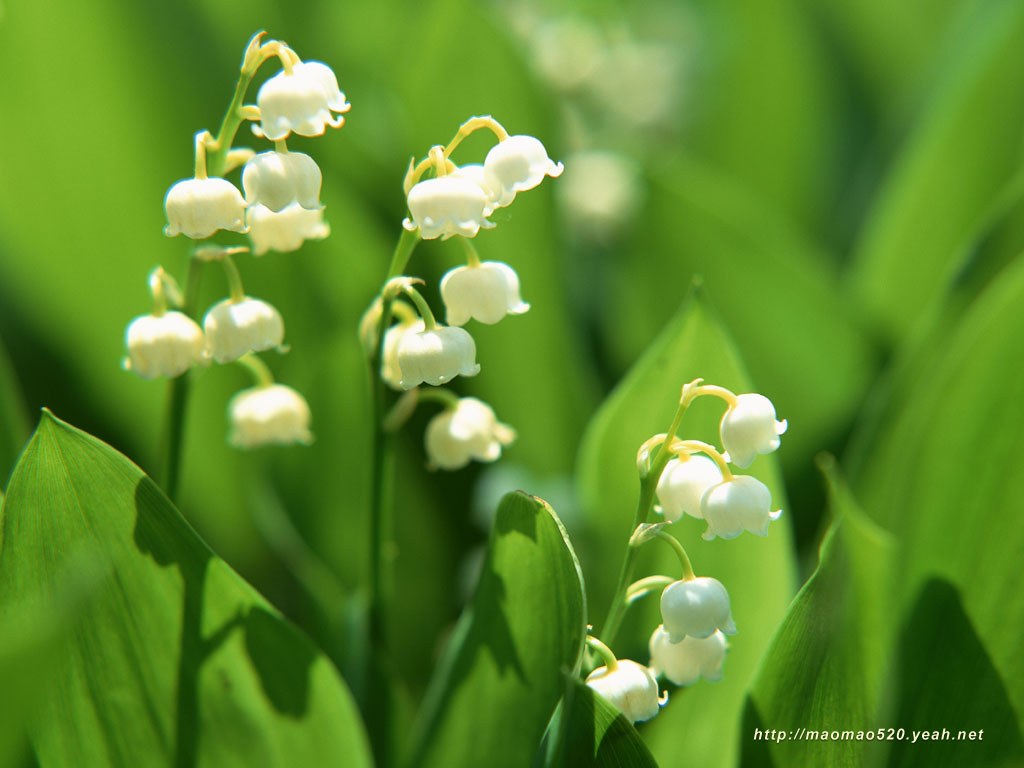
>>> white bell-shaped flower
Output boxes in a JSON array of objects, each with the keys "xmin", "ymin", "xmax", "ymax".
[
  {"xmin": 700, "ymin": 475, "xmax": 781, "ymax": 541},
  {"xmin": 649, "ymin": 625, "xmax": 727, "ymax": 686},
  {"xmin": 164, "ymin": 177, "xmax": 247, "ymax": 239},
  {"xmin": 203, "ymin": 297, "xmax": 285, "ymax": 363},
  {"xmin": 483, "ymin": 135, "xmax": 564, "ymax": 207},
  {"xmin": 396, "ymin": 326, "xmax": 480, "ymax": 389},
  {"xmin": 720, "ymin": 393, "xmax": 787, "ymax": 468},
  {"xmin": 255, "ymin": 61, "xmax": 350, "ymax": 141},
  {"xmin": 660, "ymin": 576, "xmax": 737, "ymax": 643},
  {"xmin": 382, "ymin": 318, "xmax": 425, "ymax": 390},
  {"xmin": 451, "ymin": 163, "xmax": 494, "ymax": 197},
  {"xmin": 440, "ymin": 261, "xmax": 530, "ymax": 326},
  {"xmin": 425, "ymin": 397, "xmax": 516, "ymax": 470},
  {"xmin": 585, "ymin": 660, "xmax": 665, "ymax": 723},
  {"xmin": 124, "ymin": 311, "xmax": 205, "ymax": 379},
  {"xmin": 656, "ymin": 454, "xmax": 723, "ymax": 522},
  {"xmin": 247, "ymin": 203, "xmax": 331, "ymax": 255},
  {"xmin": 228, "ymin": 384, "xmax": 313, "ymax": 448},
  {"xmin": 242, "ymin": 150, "xmax": 323, "ymax": 212},
  {"xmin": 403, "ymin": 176, "xmax": 495, "ymax": 240}
]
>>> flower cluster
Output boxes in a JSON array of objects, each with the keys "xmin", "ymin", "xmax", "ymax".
[
  {"xmin": 585, "ymin": 380, "xmax": 786, "ymax": 723},
  {"xmin": 367, "ymin": 116, "xmax": 561, "ymax": 471},
  {"xmin": 124, "ymin": 34, "xmax": 348, "ymax": 448}
]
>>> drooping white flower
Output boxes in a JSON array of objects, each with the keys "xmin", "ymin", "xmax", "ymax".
[
  {"xmin": 247, "ymin": 203, "xmax": 331, "ymax": 255},
  {"xmin": 440, "ymin": 261, "xmax": 530, "ymax": 326},
  {"xmin": 483, "ymin": 135, "xmax": 564, "ymax": 208},
  {"xmin": 557, "ymin": 150, "xmax": 643, "ymax": 239},
  {"xmin": 700, "ymin": 475, "xmax": 782, "ymax": 541},
  {"xmin": 242, "ymin": 150, "xmax": 323, "ymax": 212},
  {"xmin": 660, "ymin": 577, "xmax": 737, "ymax": 643},
  {"xmin": 425, "ymin": 397, "xmax": 516, "ymax": 470},
  {"xmin": 124, "ymin": 312, "xmax": 205, "ymax": 379},
  {"xmin": 381, "ymin": 318, "xmax": 426, "ymax": 390},
  {"xmin": 203, "ymin": 297, "xmax": 285, "ymax": 363},
  {"xmin": 255, "ymin": 61, "xmax": 350, "ymax": 141},
  {"xmin": 585, "ymin": 660, "xmax": 665, "ymax": 723},
  {"xmin": 164, "ymin": 177, "xmax": 247, "ymax": 239},
  {"xmin": 396, "ymin": 326, "xmax": 480, "ymax": 389},
  {"xmin": 403, "ymin": 176, "xmax": 495, "ymax": 240},
  {"xmin": 228, "ymin": 384, "xmax": 313, "ymax": 448},
  {"xmin": 649, "ymin": 625, "xmax": 727, "ymax": 686},
  {"xmin": 720, "ymin": 393, "xmax": 787, "ymax": 468},
  {"xmin": 656, "ymin": 454, "xmax": 723, "ymax": 522}
]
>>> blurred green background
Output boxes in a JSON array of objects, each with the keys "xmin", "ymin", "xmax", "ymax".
[{"xmin": 2, "ymin": 0, "xmax": 1023, "ymax": 764}]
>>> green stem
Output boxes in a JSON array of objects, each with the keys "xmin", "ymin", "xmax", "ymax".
[
  {"xmin": 585, "ymin": 635, "xmax": 619, "ymax": 671},
  {"xmin": 460, "ymin": 238, "xmax": 482, "ymax": 267},
  {"xmin": 653, "ymin": 530, "xmax": 696, "ymax": 580},
  {"xmin": 598, "ymin": 395, "xmax": 691, "ymax": 642},
  {"xmin": 221, "ymin": 255, "xmax": 246, "ymax": 302},
  {"xmin": 401, "ymin": 284, "xmax": 437, "ymax": 329},
  {"xmin": 625, "ymin": 575, "xmax": 675, "ymax": 604},
  {"xmin": 236, "ymin": 354, "xmax": 275, "ymax": 387},
  {"xmin": 205, "ymin": 65, "xmax": 259, "ymax": 178},
  {"xmin": 160, "ymin": 257, "xmax": 204, "ymax": 500},
  {"xmin": 365, "ymin": 228, "xmax": 420, "ymax": 766}
]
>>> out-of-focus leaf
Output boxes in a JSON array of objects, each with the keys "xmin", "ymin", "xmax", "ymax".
[
  {"xmin": 0, "ymin": 411, "xmax": 372, "ymax": 767},
  {"xmin": 742, "ymin": 460, "xmax": 896, "ymax": 768},
  {"xmin": 848, "ymin": 0, "xmax": 1024, "ymax": 341},
  {"xmin": 578, "ymin": 289, "xmax": 796, "ymax": 768},
  {"xmin": 854, "ymin": 254, "xmax": 1024, "ymax": 742},
  {"xmin": 405, "ymin": 492, "xmax": 586, "ymax": 768},
  {"xmin": 537, "ymin": 675, "xmax": 658, "ymax": 768},
  {"xmin": 0, "ymin": 333, "xmax": 29, "ymax": 488},
  {"xmin": 608, "ymin": 156, "xmax": 875, "ymax": 474}
]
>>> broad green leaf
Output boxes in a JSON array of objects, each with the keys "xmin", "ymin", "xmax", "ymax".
[
  {"xmin": 405, "ymin": 492, "xmax": 586, "ymax": 768},
  {"xmin": 848, "ymin": 0, "xmax": 1024, "ymax": 341},
  {"xmin": 0, "ymin": 412, "xmax": 372, "ymax": 767},
  {"xmin": 742, "ymin": 460, "xmax": 896, "ymax": 768},
  {"xmin": 578, "ymin": 290, "xmax": 796, "ymax": 768},
  {"xmin": 854, "ymin": 254, "xmax": 1024, "ymax": 750},
  {"xmin": 608, "ymin": 156, "xmax": 875, "ymax": 474},
  {"xmin": 537, "ymin": 675, "xmax": 658, "ymax": 768}
]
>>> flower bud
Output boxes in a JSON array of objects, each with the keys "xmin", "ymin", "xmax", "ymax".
[
  {"xmin": 585, "ymin": 660, "xmax": 664, "ymax": 723},
  {"xmin": 396, "ymin": 326, "xmax": 480, "ymax": 389},
  {"xmin": 247, "ymin": 203, "xmax": 330, "ymax": 255},
  {"xmin": 164, "ymin": 178, "xmax": 247, "ymax": 239},
  {"xmin": 403, "ymin": 176, "xmax": 495, "ymax": 240},
  {"xmin": 660, "ymin": 576, "xmax": 737, "ymax": 642},
  {"xmin": 425, "ymin": 397, "xmax": 516, "ymax": 470},
  {"xmin": 656, "ymin": 455, "xmax": 723, "ymax": 522},
  {"xmin": 203, "ymin": 297, "xmax": 285, "ymax": 363},
  {"xmin": 255, "ymin": 61, "xmax": 349, "ymax": 141},
  {"xmin": 700, "ymin": 475, "xmax": 781, "ymax": 541},
  {"xmin": 124, "ymin": 312, "xmax": 205, "ymax": 379},
  {"xmin": 440, "ymin": 261, "xmax": 530, "ymax": 326},
  {"xmin": 649, "ymin": 625, "xmax": 727, "ymax": 686},
  {"xmin": 720, "ymin": 393, "xmax": 787, "ymax": 468},
  {"xmin": 228, "ymin": 384, "xmax": 313, "ymax": 448},
  {"xmin": 483, "ymin": 135, "xmax": 564, "ymax": 208},
  {"xmin": 242, "ymin": 150, "xmax": 323, "ymax": 212}
]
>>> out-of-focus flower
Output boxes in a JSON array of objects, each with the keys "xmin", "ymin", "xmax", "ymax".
[
  {"xmin": 255, "ymin": 61, "xmax": 350, "ymax": 141},
  {"xmin": 656, "ymin": 454, "xmax": 723, "ymax": 522},
  {"xmin": 203, "ymin": 297, "xmax": 285, "ymax": 363},
  {"xmin": 649, "ymin": 625, "xmax": 727, "ymax": 686},
  {"xmin": 396, "ymin": 326, "xmax": 480, "ymax": 388},
  {"xmin": 229, "ymin": 384, "xmax": 313, "ymax": 448},
  {"xmin": 124, "ymin": 312, "xmax": 205, "ymax": 379},
  {"xmin": 242, "ymin": 150, "xmax": 323, "ymax": 212},
  {"xmin": 441, "ymin": 261, "xmax": 529, "ymax": 326},
  {"xmin": 660, "ymin": 576, "xmax": 737, "ymax": 642},
  {"xmin": 586, "ymin": 660, "xmax": 665, "ymax": 723},
  {"xmin": 720, "ymin": 393, "xmax": 787, "ymax": 468},
  {"xmin": 164, "ymin": 178, "xmax": 247, "ymax": 239},
  {"xmin": 247, "ymin": 203, "xmax": 330, "ymax": 255},
  {"xmin": 557, "ymin": 150, "xmax": 643, "ymax": 238},
  {"xmin": 700, "ymin": 475, "xmax": 781, "ymax": 541},
  {"xmin": 425, "ymin": 397, "xmax": 516, "ymax": 470}
]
